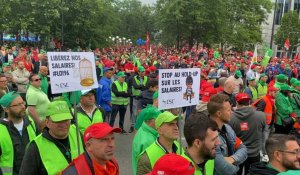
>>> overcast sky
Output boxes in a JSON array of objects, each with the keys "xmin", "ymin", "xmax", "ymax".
[{"xmin": 139, "ymin": 0, "xmax": 156, "ymax": 5}]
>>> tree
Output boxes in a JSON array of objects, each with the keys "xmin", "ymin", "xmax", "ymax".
[
  {"xmin": 155, "ymin": 0, "xmax": 272, "ymax": 50},
  {"xmin": 114, "ymin": 0, "xmax": 156, "ymax": 42},
  {"xmin": 274, "ymin": 11, "xmax": 300, "ymax": 52}
]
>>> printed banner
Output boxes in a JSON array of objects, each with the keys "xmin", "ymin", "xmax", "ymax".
[
  {"xmin": 47, "ymin": 52, "xmax": 98, "ymax": 94},
  {"xmin": 158, "ymin": 68, "xmax": 200, "ymax": 110}
]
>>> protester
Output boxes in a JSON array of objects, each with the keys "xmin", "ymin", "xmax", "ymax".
[
  {"xmin": 132, "ymin": 107, "xmax": 161, "ymax": 175},
  {"xmin": 77, "ymin": 89, "xmax": 104, "ymax": 134},
  {"xmin": 257, "ymin": 73, "xmax": 268, "ymax": 98},
  {"xmin": 19, "ymin": 101, "xmax": 84, "ymax": 175},
  {"xmin": 136, "ymin": 111, "xmax": 183, "ymax": 175},
  {"xmin": 182, "ymin": 111, "xmax": 220, "ymax": 174},
  {"xmin": 229, "ymin": 93, "xmax": 266, "ymax": 175},
  {"xmin": 131, "ymin": 66, "xmax": 149, "ymax": 132},
  {"xmin": 208, "ymin": 94, "xmax": 248, "ymax": 175},
  {"xmin": 26, "ymin": 74, "xmax": 50, "ymax": 130},
  {"xmin": 38, "ymin": 66, "xmax": 49, "ymax": 95},
  {"xmin": 12, "ymin": 61, "xmax": 30, "ymax": 99},
  {"xmin": 249, "ymin": 134, "xmax": 300, "ymax": 175},
  {"xmin": 0, "ymin": 92, "xmax": 38, "ymax": 175},
  {"xmin": 96, "ymin": 67, "xmax": 114, "ymax": 122},
  {"xmin": 227, "ymin": 70, "xmax": 243, "ymax": 94},
  {"xmin": 110, "ymin": 71, "xmax": 131, "ymax": 132},
  {"xmin": 274, "ymin": 74, "xmax": 288, "ymax": 89},
  {"xmin": 253, "ymin": 85, "xmax": 279, "ymax": 162},
  {"xmin": 244, "ymin": 76, "xmax": 259, "ymax": 102},
  {"xmin": 60, "ymin": 123, "xmax": 121, "ymax": 175},
  {"xmin": 137, "ymin": 80, "xmax": 158, "ymax": 110},
  {"xmin": 220, "ymin": 79, "xmax": 237, "ymax": 107},
  {"xmin": 275, "ymin": 84, "xmax": 296, "ymax": 134}
]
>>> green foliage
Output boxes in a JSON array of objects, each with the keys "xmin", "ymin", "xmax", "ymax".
[
  {"xmin": 155, "ymin": 0, "xmax": 272, "ymax": 50},
  {"xmin": 275, "ymin": 11, "xmax": 300, "ymax": 50}
]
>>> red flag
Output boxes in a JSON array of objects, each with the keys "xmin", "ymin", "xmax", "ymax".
[
  {"xmin": 284, "ymin": 38, "xmax": 290, "ymax": 50},
  {"xmin": 146, "ymin": 32, "xmax": 150, "ymax": 55},
  {"xmin": 294, "ymin": 53, "xmax": 299, "ymax": 60}
]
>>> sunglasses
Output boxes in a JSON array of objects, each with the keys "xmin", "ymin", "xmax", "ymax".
[{"xmin": 33, "ymin": 78, "xmax": 41, "ymax": 82}]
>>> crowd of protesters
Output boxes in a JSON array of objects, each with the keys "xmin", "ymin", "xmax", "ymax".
[{"xmin": 0, "ymin": 42, "xmax": 299, "ymax": 175}]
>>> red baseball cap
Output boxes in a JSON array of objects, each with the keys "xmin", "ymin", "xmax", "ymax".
[
  {"xmin": 83, "ymin": 123, "xmax": 121, "ymax": 143},
  {"xmin": 149, "ymin": 66, "xmax": 157, "ymax": 72},
  {"xmin": 202, "ymin": 87, "xmax": 217, "ymax": 102},
  {"xmin": 235, "ymin": 93, "xmax": 251, "ymax": 103},
  {"xmin": 147, "ymin": 154, "xmax": 195, "ymax": 175}
]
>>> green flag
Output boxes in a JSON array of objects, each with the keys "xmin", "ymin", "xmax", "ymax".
[{"xmin": 214, "ymin": 51, "xmax": 219, "ymax": 59}]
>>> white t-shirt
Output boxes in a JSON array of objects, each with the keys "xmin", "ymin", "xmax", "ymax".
[
  {"xmin": 228, "ymin": 76, "xmax": 243, "ymax": 94},
  {"xmin": 14, "ymin": 120, "xmax": 24, "ymax": 136}
]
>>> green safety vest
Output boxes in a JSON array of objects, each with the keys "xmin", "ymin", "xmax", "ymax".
[
  {"xmin": 98, "ymin": 64, "xmax": 103, "ymax": 77},
  {"xmin": 257, "ymin": 83, "xmax": 268, "ymax": 99},
  {"xmin": 0, "ymin": 118, "xmax": 37, "ymax": 175},
  {"xmin": 132, "ymin": 76, "xmax": 148, "ymax": 97},
  {"xmin": 34, "ymin": 125, "xmax": 84, "ymax": 175},
  {"xmin": 181, "ymin": 153, "xmax": 214, "ymax": 175},
  {"xmin": 249, "ymin": 86, "xmax": 258, "ymax": 101},
  {"xmin": 77, "ymin": 109, "xmax": 103, "ymax": 134},
  {"xmin": 145, "ymin": 141, "xmax": 183, "ymax": 168},
  {"xmin": 112, "ymin": 81, "xmax": 129, "ymax": 105}
]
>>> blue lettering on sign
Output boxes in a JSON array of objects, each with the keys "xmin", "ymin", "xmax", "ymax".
[{"xmin": 55, "ymin": 83, "xmax": 69, "ymax": 89}]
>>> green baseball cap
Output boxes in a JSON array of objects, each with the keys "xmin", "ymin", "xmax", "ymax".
[
  {"xmin": 290, "ymin": 78, "xmax": 298, "ymax": 85},
  {"xmin": 277, "ymin": 74, "xmax": 288, "ymax": 81},
  {"xmin": 292, "ymin": 80, "xmax": 300, "ymax": 87},
  {"xmin": 144, "ymin": 107, "xmax": 161, "ymax": 121},
  {"xmin": 138, "ymin": 66, "xmax": 145, "ymax": 72},
  {"xmin": 46, "ymin": 101, "xmax": 73, "ymax": 122},
  {"xmin": 155, "ymin": 111, "xmax": 179, "ymax": 129},
  {"xmin": 235, "ymin": 70, "xmax": 242, "ymax": 78},
  {"xmin": 280, "ymin": 84, "xmax": 292, "ymax": 91},
  {"xmin": 260, "ymin": 73, "xmax": 267, "ymax": 78},
  {"xmin": 153, "ymin": 91, "xmax": 158, "ymax": 99},
  {"xmin": 117, "ymin": 71, "xmax": 126, "ymax": 77},
  {"xmin": 0, "ymin": 92, "xmax": 20, "ymax": 108}
]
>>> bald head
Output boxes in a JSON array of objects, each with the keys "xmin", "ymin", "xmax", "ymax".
[
  {"xmin": 39, "ymin": 66, "xmax": 48, "ymax": 76},
  {"xmin": 218, "ymin": 77, "xmax": 228, "ymax": 88},
  {"xmin": 224, "ymin": 79, "xmax": 234, "ymax": 94}
]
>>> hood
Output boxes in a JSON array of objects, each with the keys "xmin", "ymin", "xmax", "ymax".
[
  {"xmin": 249, "ymin": 162, "xmax": 279, "ymax": 175},
  {"xmin": 233, "ymin": 106, "xmax": 255, "ymax": 120}
]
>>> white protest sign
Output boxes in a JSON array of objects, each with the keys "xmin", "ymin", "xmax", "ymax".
[
  {"xmin": 47, "ymin": 52, "xmax": 98, "ymax": 94},
  {"xmin": 158, "ymin": 68, "xmax": 200, "ymax": 110}
]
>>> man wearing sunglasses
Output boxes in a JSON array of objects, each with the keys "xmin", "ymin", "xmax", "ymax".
[
  {"xmin": 249, "ymin": 134, "xmax": 300, "ymax": 175},
  {"xmin": 0, "ymin": 92, "xmax": 38, "ymax": 175},
  {"xmin": 26, "ymin": 74, "xmax": 50, "ymax": 130}
]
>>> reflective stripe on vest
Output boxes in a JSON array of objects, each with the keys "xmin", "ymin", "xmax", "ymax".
[
  {"xmin": 0, "ymin": 121, "xmax": 37, "ymax": 175},
  {"xmin": 112, "ymin": 81, "xmax": 129, "ymax": 105},
  {"xmin": 77, "ymin": 110, "xmax": 103, "ymax": 134},
  {"xmin": 35, "ymin": 125, "xmax": 84, "ymax": 175},
  {"xmin": 257, "ymin": 84, "xmax": 268, "ymax": 99},
  {"xmin": 249, "ymin": 86, "xmax": 258, "ymax": 100},
  {"xmin": 145, "ymin": 141, "xmax": 182, "ymax": 168},
  {"xmin": 181, "ymin": 153, "xmax": 215, "ymax": 175},
  {"xmin": 132, "ymin": 76, "xmax": 148, "ymax": 97}
]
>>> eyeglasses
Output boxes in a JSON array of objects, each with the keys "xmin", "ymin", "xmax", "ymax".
[
  {"xmin": 33, "ymin": 78, "xmax": 41, "ymax": 82},
  {"xmin": 278, "ymin": 149, "xmax": 300, "ymax": 155},
  {"xmin": 9, "ymin": 101, "xmax": 26, "ymax": 108}
]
